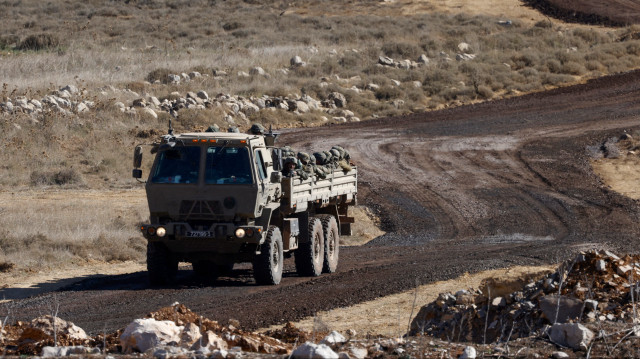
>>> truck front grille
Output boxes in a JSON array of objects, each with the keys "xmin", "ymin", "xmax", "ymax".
[{"xmin": 178, "ymin": 200, "xmax": 223, "ymax": 220}]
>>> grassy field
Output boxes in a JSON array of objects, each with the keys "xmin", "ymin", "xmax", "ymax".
[{"xmin": 1, "ymin": 0, "xmax": 640, "ymax": 272}]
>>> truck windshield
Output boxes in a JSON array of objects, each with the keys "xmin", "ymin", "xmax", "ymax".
[
  {"xmin": 150, "ymin": 146, "xmax": 201, "ymax": 184},
  {"xmin": 205, "ymin": 146, "xmax": 253, "ymax": 184}
]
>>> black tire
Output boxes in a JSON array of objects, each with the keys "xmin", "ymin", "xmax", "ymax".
[
  {"xmin": 295, "ymin": 217, "xmax": 325, "ymax": 277},
  {"xmin": 147, "ymin": 241, "xmax": 178, "ymax": 286},
  {"xmin": 319, "ymin": 215, "xmax": 340, "ymax": 273},
  {"xmin": 253, "ymin": 226, "xmax": 284, "ymax": 285}
]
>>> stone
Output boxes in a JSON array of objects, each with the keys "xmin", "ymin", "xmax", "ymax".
[
  {"xmin": 617, "ymin": 264, "xmax": 633, "ymax": 275},
  {"xmin": 4, "ymin": 101, "xmax": 14, "ymax": 112},
  {"xmin": 539, "ymin": 295, "xmax": 583, "ymax": 323},
  {"xmin": 189, "ymin": 71, "xmax": 202, "ymax": 78},
  {"xmin": 30, "ymin": 99, "xmax": 42, "ymax": 109},
  {"xmin": 168, "ymin": 74, "xmax": 181, "ymax": 84},
  {"xmin": 366, "ymin": 83, "xmax": 379, "ymax": 91},
  {"xmin": 31, "ymin": 316, "xmax": 88, "ymax": 340},
  {"xmin": 140, "ymin": 107, "xmax": 158, "ymax": 119},
  {"xmin": 321, "ymin": 331, "xmax": 346, "ymax": 346},
  {"xmin": 548, "ymin": 323, "xmax": 594, "ymax": 351},
  {"xmin": 76, "ymin": 103, "xmax": 89, "ymax": 113},
  {"xmin": 605, "ymin": 250, "xmax": 620, "ymax": 260},
  {"xmin": 596, "ymin": 260, "xmax": 607, "ymax": 272},
  {"xmin": 391, "ymin": 79, "xmax": 401, "ymax": 86},
  {"xmin": 458, "ymin": 42, "xmax": 471, "ymax": 52},
  {"xmin": 249, "ymin": 67, "xmax": 267, "ymax": 76},
  {"xmin": 417, "ymin": 54, "xmax": 429, "ymax": 64},
  {"xmin": 60, "ymin": 84, "xmax": 79, "ymax": 94},
  {"xmin": 296, "ymin": 101, "xmax": 310, "ymax": 114},
  {"xmin": 132, "ymin": 98, "xmax": 147, "ymax": 107},
  {"xmin": 412, "ymin": 81, "xmax": 422, "ymax": 88},
  {"xmin": 498, "ymin": 20, "xmax": 513, "ymax": 26},
  {"xmin": 192, "ymin": 330, "xmax": 228, "ymax": 351},
  {"xmin": 397, "ymin": 59, "xmax": 411, "ymax": 69},
  {"xmin": 42, "ymin": 346, "xmax": 99, "ymax": 357},
  {"xmin": 181, "ymin": 73, "xmax": 191, "ymax": 81},
  {"xmin": 292, "ymin": 342, "xmax": 339, "ymax": 359},
  {"xmin": 378, "ymin": 56, "xmax": 395, "ymax": 67},
  {"xmin": 120, "ymin": 318, "xmax": 183, "ymax": 353},
  {"xmin": 347, "ymin": 346, "xmax": 367, "ymax": 359},
  {"xmin": 328, "ymin": 92, "xmax": 347, "ymax": 108},
  {"xmin": 181, "ymin": 323, "xmax": 201, "ymax": 347},
  {"xmin": 584, "ymin": 299, "xmax": 598, "ymax": 312},
  {"xmin": 460, "ymin": 346, "xmax": 476, "ymax": 359},
  {"xmin": 197, "ymin": 91, "xmax": 209, "ymax": 100},
  {"xmin": 290, "ymin": 55, "xmax": 306, "ymax": 67},
  {"xmin": 153, "ymin": 346, "xmax": 188, "ymax": 359},
  {"xmin": 491, "ymin": 297, "xmax": 507, "ymax": 307},
  {"xmin": 552, "ymin": 352, "xmax": 569, "ymax": 359},
  {"xmin": 456, "ymin": 53, "xmax": 476, "ymax": 61}
]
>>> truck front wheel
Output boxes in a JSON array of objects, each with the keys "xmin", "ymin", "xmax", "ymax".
[
  {"xmin": 253, "ymin": 226, "xmax": 284, "ymax": 285},
  {"xmin": 147, "ymin": 241, "xmax": 178, "ymax": 286},
  {"xmin": 319, "ymin": 215, "xmax": 340, "ymax": 273},
  {"xmin": 295, "ymin": 217, "xmax": 325, "ymax": 277}
]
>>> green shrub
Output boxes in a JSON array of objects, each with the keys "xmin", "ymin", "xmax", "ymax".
[
  {"xmin": 375, "ymin": 86, "xmax": 403, "ymax": 100},
  {"xmin": 381, "ymin": 42, "xmax": 422, "ymax": 59}
]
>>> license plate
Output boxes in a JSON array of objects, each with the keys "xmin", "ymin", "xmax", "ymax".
[{"xmin": 186, "ymin": 231, "xmax": 213, "ymax": 238}]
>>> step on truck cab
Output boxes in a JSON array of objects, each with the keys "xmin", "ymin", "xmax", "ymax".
[{"xmin": 132, "ymin": 130, "xmax": 357, "ymax": 285}]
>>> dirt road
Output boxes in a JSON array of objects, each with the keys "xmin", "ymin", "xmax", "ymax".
[{"xmin": 7, "ymin": 70, "xmax": 640, "ymax": 334}]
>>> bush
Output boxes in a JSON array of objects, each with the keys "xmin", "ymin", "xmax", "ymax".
[
  {"xmin": 17, "ymin": 33, "xmax": 60, "ymax": 51},
  {"xmin": 381, "ymin": 42, "xmax": 422, "ymax": 59},
  {"xmin": 375, "ymin": 86, "xmax": 403, "ymax": 100},
  {"xmin": 30, "ymin": 168, "xmax": 84, "ymax": 186}
]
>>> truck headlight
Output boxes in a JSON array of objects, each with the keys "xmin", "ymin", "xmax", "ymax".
[
  {"xmin": 156, "ymin": 227, "xmax": 166, "ymax": 237},
  {"xmin": 235, "ymin": 228, "xmax": 245, "ymax": 238}
]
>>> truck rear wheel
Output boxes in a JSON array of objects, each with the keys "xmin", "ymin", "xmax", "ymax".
[
  {"xmin": 253, "ymin": 226, "xmax": 284, "ymax": 285},
  {"xmin": 295, "ymin": 217, "xmax": 325, "ymax": 277},
  {"xmin": 319, "ymin": 215, "xmax": 340, "ymax": 273},
  {"xmin": 147, "ymin": 241, "xmax": 178, "ymax": 286}
]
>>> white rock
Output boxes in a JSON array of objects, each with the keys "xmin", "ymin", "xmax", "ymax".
[
  {"xmin": 211, "ymin": 349, "xmax": 228, "ymax": 359},
  {"xmin": 181, "ymin": 73, "xmax": 191, "ymax": 81},
  {"xmin": 347, "ymin": 346, "xmax": 367, "ymax": 359},
  {"xmin": 491, "ymin": 297, "xmax": 506, "ymax": 307},
  {"xmin": 237, "ymin": 71, "xmax": 250, "ymax": 78},
  {"xmin": 460, "ymin": 346, "xmax": 476, "ymax": 359},
  {"xmin": 292, "ymin": 342, "xmax": 339, "ymax": 359},
  {"xmin": 412, "ymin": 81, "xmax": 422, "ymax": 88},
  {"xmin": 333, "ymin": 117, "xmax": 347, "ymax": 123},
  {"xmin": 296, "ymin": 101, "xmax": 310, "ymax": 114},
  {"xmin": 76, "ymin": 103, "xmax": 89, "ymax": 113},
  {"xmin": 30, "ymin": 99, "xmax": 42, "ymax": 109},
  {"xmin": 141, "ymin": 107, "xmax": 158, "ymax": 119},
  {"xmin": 120, "ymin": 318, "xmax": 184, "ymax": 353},
  {"xmin": 192, "ymin": 330, "xmax": 228, "ymax": 351},
  {"xmin": 31, "ymin": 316, "xmax": 88, "ymax": 340},
  {"xmin": 249, "ymin": 67, "xmax": 267, "ymax": 76},
  {"xmin": 181, "ymin": 323, "xmax": 201, "ymax": 347},
  {"xmin": 154, "ymin": 345, "xmax": 188, "ymax": 359},
  {"xmin": 617, "ymin": 264, "xmax": 633, "ymax": 275},
  {"xmin": 189, "ymin": 71, "xmax": 202, "ymax": 78},
  {"xmin": 4, "ymin": 101, "xmax": 14, "ymax": 112},
  {"xmin": 149, "ymin": 96, "xmax": 161, "ymax": 107},
  {"xmin": 552, "ymin": 351, "xmax": 569, "ymax": 359},
  {"xmin": 397, "ymin": 59, "xmax": 411, "ymax": 69},
  {"xmin": 417, "ymin": 54, "xmax": 429, "ymax": 64},
  {"xmin": 42, "ymin": 346, "xmax": 99, "ymax": 357},
  {"xmin": 366, "ymin": 83, "xmax": 380, "ymax": 91},
  {"xmin": 605, "ymin": 251, "xmax": 620, "ymax": 260},
  {"xmin": 61, "ymin": 84, "xmax": 79, "ymax": 94},
  {"xmin": 321, "ymin": 331, "xmax": 346, "ymax": 345},
  {"xmin": 548, "ymin": 323, "xmax": 594, "ymax": 351},
  {"xmin": 378, "ymin": 56, "xmax": 395, "ymax": 66},
  {"xmin": 168, "ymin": 74, "xmax": 181, "ymax": 84},
  {"xmin": 391, "ymin": 79, "xmax": 401, "ymax": 86},
  {"xmin": 290, "ymin": 55, "xmax": 306, "ymax": 67},
  {"xmin": 456, "ymin": 53, "xmax": 476, "ymax": 61},
  {"xmin": 458, "ymin": 42, "xmax": 471, "ymax": 52}
]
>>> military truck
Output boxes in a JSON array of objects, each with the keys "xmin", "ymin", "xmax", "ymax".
[{"xmin": 132, "ymin": 130, "xmax": 357, "ymax": 285}]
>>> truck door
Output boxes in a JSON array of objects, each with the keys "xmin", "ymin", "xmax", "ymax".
[{"xmin": 254, "ymin": 149, "xmax": 269, "ymax": 205}]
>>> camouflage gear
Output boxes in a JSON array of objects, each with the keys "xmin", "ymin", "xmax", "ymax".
[
  {"xmin": 297, "ymin": 152, "xmax": 311, "ymax": 165},
  {"xmin": 313, "ymin": 152, "xmax": 327, "ymax": 165},
  {"xmin": 338, "ymin": 159, "xmax": 352, "ymax": 173},
  {"xmin": 228, "ymin": 126, "xmax": 239, "ymax": 133},
  {"xmin": 206, "ymin": 124, "xmax": 220, "ymax": 132},
  {"xmin": 249, "ymin": 123, "xmax": 266, "ymax": 135}
]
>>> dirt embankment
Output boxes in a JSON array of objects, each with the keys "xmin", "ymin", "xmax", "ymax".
[{"xmin": 524, "ymin": 0, "xmax": 640, "ymax": 26}]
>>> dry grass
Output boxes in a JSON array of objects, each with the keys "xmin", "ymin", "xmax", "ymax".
[{"xmin": 0, "ymin": 190, "xmax": 148, "ymax": 271}]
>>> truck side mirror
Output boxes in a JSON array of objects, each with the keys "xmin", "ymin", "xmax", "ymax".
[
  {"xmin": 133, "ymin": 146, "xmax": 143, "ymax": 168},
  {"xmin": 270, "ymin": 171, "xmax": 282, "ymax": 183},
  {"xmin": 132, "ymin": 169, "xmax": 143, "ymax": 179},
  {"xmin": 271, "ymin": 148, "xmax": 283, "ymax": 171}
]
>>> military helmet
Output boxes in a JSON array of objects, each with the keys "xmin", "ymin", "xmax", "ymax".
[
  {"xmin": 228, "ymin": 126, "xmax": 239, "ymax": 133},
  {"xmin": 297, "ymin": 152, "xmax": 311, "ymax": 165},
  {"xmin": 250, "ymin": 123, "xmax": 266, "ymax": 135},
  {"xmin": 330, "ymin": 148, "xmax": 341, "ymax": 159},
  {"xmin": 205, "ymin": 124, "xmax": 220, "ymax": 132},
  {"xmin": 313, "ymin": 152, "xmax": 326, "ymax": 164}
]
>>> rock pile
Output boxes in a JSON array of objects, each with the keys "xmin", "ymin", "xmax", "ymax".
[
  {"xmin": 410, "ymin": 250, "xmax": 640, "ymax": 350},
  {"xmin": 0, "ymin": 85, "xmax": 95, "ymax": 116}
]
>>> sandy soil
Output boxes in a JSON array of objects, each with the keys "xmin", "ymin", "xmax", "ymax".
[{"xmin": 591, "ymin": 155, "xmax": 640, "ymax": 200}]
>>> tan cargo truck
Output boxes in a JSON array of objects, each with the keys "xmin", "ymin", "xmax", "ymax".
[{"xmin": 132, "ymin": 130, "xmax": 357, "ymax": 285}]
